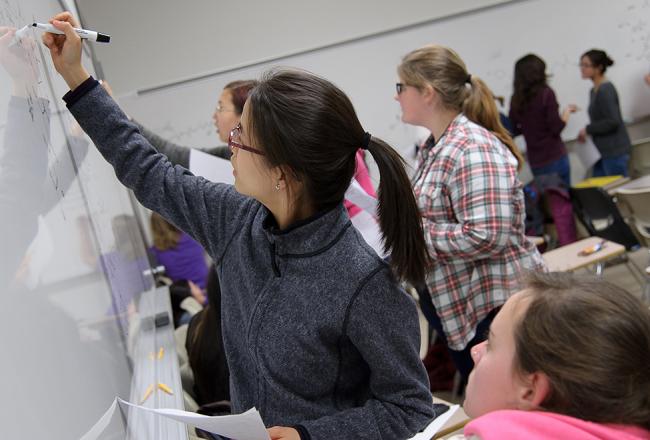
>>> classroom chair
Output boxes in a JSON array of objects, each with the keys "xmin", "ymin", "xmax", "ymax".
[
  {"xmin": 568, "ymin": 187, "xmax": 646, "ymax": 288},
  {"xmin": 570, "ymin": 186, "xmax": 640, "ymax": 250},
  {"xmin": 616, "ymin": 187, "xmax": 650, "ymax": 247},
  {"xmin": 628, "ymin": 137, "xmax": 650, "ymax": 179},
  {"xmin": 614, "ymin": 187, "xmax": 650, "ymax": 301}
]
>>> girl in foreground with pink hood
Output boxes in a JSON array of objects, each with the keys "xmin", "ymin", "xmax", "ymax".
[{"xmin": 452, "ymin": 271, "xmax": 650, "ymax": 440}]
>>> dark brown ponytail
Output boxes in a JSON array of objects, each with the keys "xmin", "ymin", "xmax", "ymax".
[
  {"xmin": 248, "ymin": 68, "xmax": 430, "ymax": 284},
  {"xmin": 366, "ymin": 137, "xmax": 431, "ymax": 284}
]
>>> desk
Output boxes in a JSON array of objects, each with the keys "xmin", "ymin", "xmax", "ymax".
[
  {"xmin": 431, "ymin": 396, "xmax": 470, "ymax": 439},
  {"xmin": 573, "ymin": 175, "xmax": 631, "ymax": 195},
  {"xmin": 612, "ymin": 174, "xmax": 650, "ymax": 193},
  {"xmin": 542, "ymin": 237, "xmax": 625, "ymax": 272}
]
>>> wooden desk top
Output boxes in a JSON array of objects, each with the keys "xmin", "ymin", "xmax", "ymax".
[
  {"xmin": 613, "ymin": 174, "xmax": 650, "ymax": 193},
  {"xmin": 431, "ymin": 396, "xmax": 470, "ymax": 439},
  {"xmin": 542, "ymin": 237, "xmax": 625, "ymax": 272}
]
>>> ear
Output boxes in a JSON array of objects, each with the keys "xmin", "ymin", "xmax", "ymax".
[
  {"xmin": 272, "ymin": 167, "xmax": 288, "ymax": 191},
  {"xmin": 420, "ymin": 84, "xmax": 437, "ymax": 104},
  {"xmin": 273, "ymin": 165, "xmax": 301, "ymax": 193},
  {"xmin": 517, "ymin": 371, "xmax": 551, "ymax": 411}
]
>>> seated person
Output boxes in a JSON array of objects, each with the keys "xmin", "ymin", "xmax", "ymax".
[
  {"xmin": 150, "ymin": 212, "xmax": 208, "ymax": 290},
  {"xmin": 185, "ymin": 264, "xmax": 229, "ymax": 407},
  {"xmin": 452, "ymin": 271, "xmax": 650, "ymax": 439}
]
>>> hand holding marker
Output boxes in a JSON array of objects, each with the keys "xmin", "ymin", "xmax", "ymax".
[{"xmin": 32, "ymin": 22, "xmax": 110, "ymax": 43}]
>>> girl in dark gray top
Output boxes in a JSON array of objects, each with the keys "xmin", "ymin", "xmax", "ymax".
[
  {"xmin": 578, "ymin": 49, "xmax": 631, "ymax": 177},
  {"xmin": 102, "ymin": 79, "xmax": 258, "ymax": 166},
  {"xmin": 44, "ymin": 13, "xmax": 442, "ymax": 440}
]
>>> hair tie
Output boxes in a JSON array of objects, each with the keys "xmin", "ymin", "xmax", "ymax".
[
  {"xmin": 466, "ymin": 74, "xmax": 472, "ymax": 84},
  {"xmin": 361, "ymin": 132, "xmax": 371, "ymax": 150}
]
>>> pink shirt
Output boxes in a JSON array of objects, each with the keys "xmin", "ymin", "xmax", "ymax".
[
  {"xmin": 344, "ymin": 150, "xmax": 376, "ymax": 218},
  {"xmin": 465, "ymin": 410, "xmax": 650, "ymax": 440}
]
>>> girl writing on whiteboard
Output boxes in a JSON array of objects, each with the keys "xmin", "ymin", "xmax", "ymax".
[
  {"xmin": 395, "ymin": 44, "xmax": 545, "ymax": 385},
  {"xmin": 43, "ymin": 12, "xmax": 441, "ymax": 440},
  {"xmin": 577, "ymin": 49, "xmax": 632, "ymax": 177},
  {"xmin": 100, "ymin": 78, "xmax": 258, "ymax": 164}
]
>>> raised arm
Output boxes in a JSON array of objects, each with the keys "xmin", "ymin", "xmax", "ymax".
[
  {"xmin": 42, "ymin": 13, "xmax": 253, "ymax": 261},
  {"xmin": 132, "ymin": 120, "xmax": 192, "ymax": 167},
  {"xmin": 100, "ymin": 80, "xmax": 230, "ymax": 167}
]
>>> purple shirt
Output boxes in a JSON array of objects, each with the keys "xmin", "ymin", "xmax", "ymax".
[
  {"xmin": 150, "ymin": 232, "xmax": 208, "ymax": 289},
  {"xmin": 509, "ymin": 86, "xmax": 568, "ymax": 169}
]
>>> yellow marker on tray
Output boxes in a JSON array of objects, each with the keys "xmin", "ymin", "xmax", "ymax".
[
  {"xmin": 158, "ymin": 382, "xmax": 174, "ymax": 395},
  {"xmin": 140, "ymin": 384, "xmax": 154, "ymax": 404},
  {"xmin": 157, "ymin": 347, "xmax": 164, "ymax": 360}
]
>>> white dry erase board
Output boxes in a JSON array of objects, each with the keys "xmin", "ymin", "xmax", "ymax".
[
  {"xmin": 91, "ymin": 0, "xmax": 650, "ymax": 166},
  {"xmin": 0, "ymin": 1, "xmax": 166, "ymax": 438}
]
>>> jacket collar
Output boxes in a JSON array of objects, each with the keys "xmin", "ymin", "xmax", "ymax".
[{"xmin": 261, "ymin": 203, "xmax": 352, "ymax": 257}]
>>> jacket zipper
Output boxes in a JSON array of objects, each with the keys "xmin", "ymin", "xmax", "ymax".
[{"xmin": 269, "ymin": 241, "xmax": 281, "ymax": 277}]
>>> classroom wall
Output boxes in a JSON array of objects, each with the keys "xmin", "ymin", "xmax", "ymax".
[
  {"xmin": 75, "ymin": 0, "xmax": 513, "ymax": 93},
  {"xmin": 79, "ymin": 0, "xmax": 650, "ymax": 187}
]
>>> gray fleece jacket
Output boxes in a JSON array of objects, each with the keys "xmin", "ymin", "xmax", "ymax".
[
  {"xmin": 64, "ymin": 79, "xmax": 439, "ymax": 439},
  {"xmin": 586, "ymin": 81, "xmax": 631, "ymax": 158},
  {"xmin": 132, "ymin": 120, "xmax": 231, "ymax": 166}
]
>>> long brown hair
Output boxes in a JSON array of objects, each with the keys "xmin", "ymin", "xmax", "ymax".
[
  {"xmin": 150, "ymin": 212, "xmax": 180, "ymax": 250},
  {"xmin": 511, "ymin": 54, "xmax": 548, "ymax": 114},
  {"xmin": 398, "ymin": 44, "xmax": 523, "ymax": 171},
  {"xmin": 514, "ymin": 272, "xmax": 650, "ymax": 430},
  {"xmin": 247, "ymin": 68, "xmax": 431, "ymax": 284}
]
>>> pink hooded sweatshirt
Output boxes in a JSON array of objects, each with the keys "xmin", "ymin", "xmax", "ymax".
[
  {"xmin": 465, "ymin": 410, "xmax": 650, "ymax": 440},
  {"xmin": 344, "ymin": 150, "xmax": 376, "ymax": 218}
]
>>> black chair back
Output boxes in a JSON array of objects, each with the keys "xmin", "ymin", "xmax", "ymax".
[{"xmin": 570, "ymin": 186, "xmax": 640, "ymax": 251}]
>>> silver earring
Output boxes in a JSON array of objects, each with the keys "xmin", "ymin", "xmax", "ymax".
[{"xmin": 275, "ymin": 183, "xmax": 281, "ymax": 191}]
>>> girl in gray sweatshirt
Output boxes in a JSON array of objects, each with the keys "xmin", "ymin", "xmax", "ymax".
[{"xmin": 44, "ymin": 13, "xmax": 442, "ymax": 440}]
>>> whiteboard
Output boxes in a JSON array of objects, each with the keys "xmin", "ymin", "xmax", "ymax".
[
  {"xmin": 117, "ymin": 0, "xmax": 650, "ymax": 168},
  {"xmin": 0, "ymin": 1, "xmax": 156, "ymax": 438}
]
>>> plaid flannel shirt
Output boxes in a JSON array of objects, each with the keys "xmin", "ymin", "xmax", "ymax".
[{"xmin": 413, "ymin": 114, "xmax": 545, "ymax": 350}]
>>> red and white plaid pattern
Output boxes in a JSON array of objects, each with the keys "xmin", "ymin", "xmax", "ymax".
[{"xmin": 413, "ymin": 114, "xmax": 545, "ymax": 350}]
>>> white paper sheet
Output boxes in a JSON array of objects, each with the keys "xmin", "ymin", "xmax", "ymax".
[
  {"xmin": 407, "ymin": 404, "xmax": 461, "ymax": 440},
  {"xmin": 79, "ymin": 399, "xmax": 119, "ymax": 440},
  {"xmin": 189, "ymin": 149, "xmax": 235, "ymax": 184},
  {"xmin": 79, "ymin": 398, "xmax": 269, "ymax": 440},
  {"xmin": 118, "ymin": 399, "xmax": 269, "ymax": 440},
  {"xmin": 575, "ymin": 137, "xmax": 601, "ymax": 169},
  {"xmin": 344, "ymin": 179, "xmax": 378, "ymax": 216}
]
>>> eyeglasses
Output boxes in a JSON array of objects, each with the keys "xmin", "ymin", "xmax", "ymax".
[
  {"xmin": 396, "ymin": 83, "xmax": 406, "ymax": 94},
  {"xmin": 579, "ymin": 62, "xmax": 593, "ymax": 68},
  {"xmin": 228, "ymin": 123, "xmax": 265, "ymax": 156},
  {"xmin": 216, "ymin": 104, "xmax": 236, "ymax": 113}
]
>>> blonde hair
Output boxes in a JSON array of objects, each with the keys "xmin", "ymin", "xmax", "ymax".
[
  {"xmin": 150, "ymin": 212, "xmax": 180, "ymax": 250},
  {"xmin": 398, "ymin": 45, "xmax": 523, "ymax": 171}
]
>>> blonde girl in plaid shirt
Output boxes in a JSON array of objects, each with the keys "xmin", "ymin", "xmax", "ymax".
[{"xmin": 395, "ymin": 45, "xmax": 545, "ymax": 383}]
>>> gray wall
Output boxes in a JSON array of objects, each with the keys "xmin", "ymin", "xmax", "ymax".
[{"xmin": 76, "ymin": 0, "xmax": 512, "ymax": 93}]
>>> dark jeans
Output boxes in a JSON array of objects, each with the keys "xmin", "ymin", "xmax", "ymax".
[
  {"xmin": 416, "ymin": 284, "xmax": 500, "ymax": 385},
  {"xmin": 532, "ymin": 155, "xmax": 571, "ymax": 188},
  {"xmin": 592, "ymin": 154, "xmax": 630, "ymax": 177}
]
